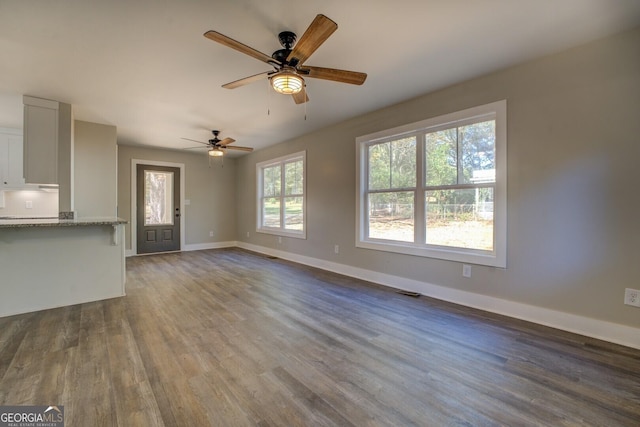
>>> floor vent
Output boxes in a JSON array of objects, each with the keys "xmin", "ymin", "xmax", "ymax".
[
  {"xmin": 267, "ymin": 256, "xmax": 278, "ymax": 260},
  {"xmin": 397, "ymin": 290, "xmax": 421, "ymax": 298}
]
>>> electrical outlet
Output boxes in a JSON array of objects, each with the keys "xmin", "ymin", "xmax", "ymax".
[
  {"xmin": 25, "ymin": 200, "xmax": 33, "ymax": 209},
  {"xmin": 246, "ymin": 231, "xmax": 250, "ymax": 238},
  {"xmin": 624, "ymin": 288, "xmax": 640, "ymax": 307},
  {"xmin": 209, "ymin": 231, "xmax": 214, "ymax": 237},
  {"xmin": 334, "ymin": 245, "xmax": 339, "ymax": 254},
  {"xmin": 462, "ymin": 264, "xmax": 472, "ymax": 278},
  {"xmin": 278, "ymin": 236, "xmax": 282, "ymax": 244}
]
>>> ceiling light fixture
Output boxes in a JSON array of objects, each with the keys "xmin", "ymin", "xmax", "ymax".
[
  {"xmin": 270, "ymin": 69, "xmax": 304, "ymax": 94},
  {"xmin": 208, "ymin": 148, "xmax": 224, "ymax": 157}
]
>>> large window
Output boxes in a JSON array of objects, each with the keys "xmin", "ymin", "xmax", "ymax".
[
  {"xmin": 257, "ymin": 151, "xmax": 306, "ymax": 238},
  {"xmin": 356, "ymin": 101, "xmax": 506, "ymax": 267}
]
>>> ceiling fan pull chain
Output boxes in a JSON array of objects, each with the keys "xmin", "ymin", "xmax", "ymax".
[
  {"xmin": 304, "ymin": 83, "xmax": 307, "ymax": 120},
  {"xmin": 267, "ymin": 78, "xmax": 271, "ymax": 116}
]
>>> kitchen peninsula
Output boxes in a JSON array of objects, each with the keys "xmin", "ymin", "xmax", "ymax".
[
  {"xmin": 0, "ymin": 98, "xmax": 123, "ymax": 318},
  {"xmin": 0, "ymin": 217, "xmax": 127, "ymax": 317}
]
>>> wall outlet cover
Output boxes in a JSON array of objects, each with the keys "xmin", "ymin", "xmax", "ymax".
[
  {"xmin": 624, "ymin": 288, "xmax": 640, "ymax": 307},
  {"xmin": 462, "ymin": 264, "xmax": 472, "ymax": 278}
]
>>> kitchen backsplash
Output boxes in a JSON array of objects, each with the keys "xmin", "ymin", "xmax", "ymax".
[{"xmin": 0, "ymin": 189, "xmax": 58, "ymax": 217}]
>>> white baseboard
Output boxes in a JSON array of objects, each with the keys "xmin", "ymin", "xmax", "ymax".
[
  {"xmin": 183, "ymin": 241, "xmax": 238, "ymax": 252},
  {"xmin": 125, "ymin": 241, "xmax": 238, "ymax": 257},
  {"xmin": 237, "ymin": 242, "xmax": 640, "ymax": 350}
]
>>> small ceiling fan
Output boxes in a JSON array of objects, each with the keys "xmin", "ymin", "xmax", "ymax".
[
  {"xmin": 204, "ymin": 14, "xmax": 367, "ymax": 104},
  {"xmin": 181, "ymin": 130, "xmax": 253, "ymax": 157}
]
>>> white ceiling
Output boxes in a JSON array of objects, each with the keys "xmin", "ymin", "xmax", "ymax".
[{"xmin": 1, "ymin": 0, "xmax": 639, "ymax": 156}]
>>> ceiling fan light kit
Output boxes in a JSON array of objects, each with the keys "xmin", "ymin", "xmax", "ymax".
[
  {"xmin": 203, "ymin": 14, "xmax": 367, "ymax": 104},
  {"xmin": 270, "ymin": 69, "xmax": 304, "ymax": 94},
  {"xmin": 208, "ymin": 148, "xmax": 224, "ymax": 157}
]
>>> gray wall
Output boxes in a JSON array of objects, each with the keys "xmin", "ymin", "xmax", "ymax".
[
  {"xmin": 235, "ymin": 27, "xmax": 640, "ymax": 328},
  {"xmin": 75, "ymin": 120, "xmax": 117, "ymax": 217},
  {"xmin": 117, "ymin": 145, "xmax": 237, "ymax": 250}
]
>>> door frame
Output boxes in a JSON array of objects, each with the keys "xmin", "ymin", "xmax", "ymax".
[{"xmin": 131, "ymin": 159, "xmax": 185, "ymax": 255}]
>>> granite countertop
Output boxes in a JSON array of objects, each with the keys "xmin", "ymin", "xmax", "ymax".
[{"xmin": 0, "ymin": 217, "xmax": 128, "ymax": 229}]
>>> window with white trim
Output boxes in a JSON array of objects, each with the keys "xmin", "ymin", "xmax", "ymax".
[
  {"xmin": 356, "ymin": 101, "xmax": 507, "ymax": 267},
  {"xmin": 257, "ymin": 151, "xmax": 306, "ymax": 238}
]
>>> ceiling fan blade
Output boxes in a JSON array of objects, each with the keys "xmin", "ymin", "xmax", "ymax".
[
  {"xmin": 286, "ymin": 14, "xmax": 337, "ymax": 66},
  {"xmin": 180, "ymin": 137, "xmax": 209, "ymax": 145},
  {"xmin": 204, "ymin": 31, "xmax": 279, "ymax": 66},
  {"xmin": 223, "ymin": 145, "xmax": 253, "ymax": 152},
  {"xmin": 219, "ymin": 137, "xmax": 236, "ymax": 145},
  {"xmin": 300, "ymin": 66, "xmax": 367, "ymax": 85},
  {"xmin": 184, "ymin": 146, "xmax": 209, "ymax": 150},
  {"xmin": 292, "ymin": 91, "xmax": 309, "ymax": 104},
  {"xmin": 222, "ymin": 71, "xmax": 271, "ymax": 89}
]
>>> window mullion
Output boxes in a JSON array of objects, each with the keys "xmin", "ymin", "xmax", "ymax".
[
  {"xmin": 280, "ymin": 164, "xmax": 285, "ymax": 230},
  {"xmin": 425, "ymin": 183, "xmax": 489, "ymax": 192},
  {"xmin": 456, "ymin": 126, "xmax": 463, "ymax": 184},
  {"xmin": 388, "ymin": 143, "xmax": 392, "ymax": 189},
  {"xmin": 415, "ymin": 132, "xmax": 426, "ymax": 244}
]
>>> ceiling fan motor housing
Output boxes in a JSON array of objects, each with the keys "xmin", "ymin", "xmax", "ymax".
[
  {"xmin": 272, "ymin": 31, "xmax": 296, "ymax": 64},
  {"xmin": 272, "ymin": 49, "xmax": 291, "ymax": 64},
  {"xmin": 209, "ymin": 130, "xmax": 220, "ymax": 144}
]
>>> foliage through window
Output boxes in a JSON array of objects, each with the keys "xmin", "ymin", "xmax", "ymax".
[
  {"xmin": 257, "ymin": 151, "xmax": 306, "ymax": 238},
  {"xmin": 144, "ymin": 170, "xmax": 173, "ymax": 226},
  {"xmin": 356, "ymin": 101, "xmax": 506, "ymax": 267}
]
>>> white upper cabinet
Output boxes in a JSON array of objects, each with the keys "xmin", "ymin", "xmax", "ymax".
[
  {"xmin": 0, "ymin": 128, "xmax": 25, "ymax": 189},
  {"xmin": 23, "ymin": 96, "xmax": 59, "ymax": 184},
  {"xmin": 22, "ymin": 96, "xmax": 72, "ymax": 186}
]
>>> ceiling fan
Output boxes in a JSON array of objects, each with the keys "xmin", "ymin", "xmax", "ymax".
[
  {"xmin": 181, "ymin": 130, "xmax": 253, "ymax": 157},
  {"xmin": 204, "ymin": 14, "xmax": 367, "ymax": 104}
]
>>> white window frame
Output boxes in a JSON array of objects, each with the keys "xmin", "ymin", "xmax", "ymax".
[
  {"xmin": 356, "ymin": 100, "xmax": 507, "ymax": 267},
  {"xmin": 256, "ymin": 151, "xmax": 307, "ymax": 239}
]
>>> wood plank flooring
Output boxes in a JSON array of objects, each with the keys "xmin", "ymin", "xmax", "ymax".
[{"xmin": 1, "ymin": 248, "xmax": 639, "ymax": 426}]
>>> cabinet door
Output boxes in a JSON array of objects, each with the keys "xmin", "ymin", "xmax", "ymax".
[
  {"xmin": 23, "ymin": 103, "xmax": 58, "ymax": 184},
  {"xmin": 0, "ymin": 129, "xmax": 26, "ymax": 189},
  {"xmin": 7, "ymin": 134, "xmax": 25, "ymax": 187},
  {"xmin": 0, "ymin": 135, "xmax": 8, "ymax": 187}
]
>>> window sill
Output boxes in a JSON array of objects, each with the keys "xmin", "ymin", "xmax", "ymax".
[
  {"xmin": 356, "ymin": 239, "xmax": 505, "ymax": 268},
  {"xmin": 257, "ymin": 228, "xmax": 306, "ymax": 240}
]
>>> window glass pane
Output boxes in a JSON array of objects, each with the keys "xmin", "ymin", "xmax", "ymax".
[
  {"xmin": 425, "ymin": 187, "xmax": 494, "ymax": 250},
  {"xmin": 368, "ymin": 142, "xmax": 390, "ymax": 190},
  {"xmin": 263, "ymin": 165, "xmax": 281, "ymax": 197},
  {"xmin": 285, "ymin": 160, "xmax": 303, "ymax": 195},
  {"xmin": 144, "ymin": 170, "xmax": 173, "ymax": 226},
  {"xmin": 369, "ymin": 138, "xmax": 416, "ymax": 190},
  {"xmin": 284, "ymin": 196, "xmax": 303, "ymax": 230},
  {"xmin": 257, "ymin": 151, "xmax": 306, "ymax": 237},
  {"xmin": 262, "ymin": 197, "xmax": 281, "ymax": 228},
  {"xmin": 391, "ymin": 137, "xmax": 416, "ymax": 188},
  {"xmin": 460, "ymin": 120, "xmax": 495, "ymax": 184},
  {"xmin": 425, "ymin": 128, "xmax": 457, "ymax": 186},
  {"xmin": 368, "ymin": 191, "xmax": 414, "ymax": 242}
]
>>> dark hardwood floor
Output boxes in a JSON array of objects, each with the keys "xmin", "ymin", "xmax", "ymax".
[{"xmin": 1, "ymin": 248, "xmax": 639, "ymax": 426}]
